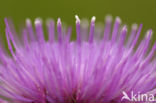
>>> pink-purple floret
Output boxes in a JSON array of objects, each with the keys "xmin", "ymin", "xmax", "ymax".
[{"xmin": 0, "ymin": 15, "xmax": 155, "ymax": 103}]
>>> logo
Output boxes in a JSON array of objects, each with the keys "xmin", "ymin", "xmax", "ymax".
[{"xmin": 121, "ymin": 91, "xmax": 155, "ymax": 102}]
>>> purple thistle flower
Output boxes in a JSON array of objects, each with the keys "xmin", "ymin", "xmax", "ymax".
[{"xmin": 0, "ymin": 15, "xmax": 155, "ymax": 103}]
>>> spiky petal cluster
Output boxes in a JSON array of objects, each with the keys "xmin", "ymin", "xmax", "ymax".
[{"xmin": 0, "ymin": 15, "xmax": 155, "ymax": 103}]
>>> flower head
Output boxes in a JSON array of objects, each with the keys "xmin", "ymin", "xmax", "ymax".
[{"xmin": 0, "ymin": 15, "xmax": 155, "ymax": 103}]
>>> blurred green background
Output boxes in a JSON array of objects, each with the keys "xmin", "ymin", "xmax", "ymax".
[{"xmin": 0, "ymin": 0, "xmax": 156, "ymax": 45}]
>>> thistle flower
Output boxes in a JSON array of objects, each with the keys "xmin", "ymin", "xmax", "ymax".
[{"xmin": 0, "ymin": 15, "xmax": 155, "ymax": 103}]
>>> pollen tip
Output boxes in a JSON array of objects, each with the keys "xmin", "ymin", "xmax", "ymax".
[
  {"xmin": 146, "ymin": 30, "xmax": 153, "ymax": 38},
  {"xmin": 123, "ymin": 25, "xmax": 127, "ymax": 31},
  {"xmin": 91, "ymin": 16, "xmax": 96, "ymax": 22},
  {"xmin": 35, "ymin": 18, "xmax": 42, "ymax": 25},
  {"xmin": 105, "ymin": 15, "xmax": 112, "ymax": 23},
  {"xmin": 75, "ymin": 15, "xmax": 80, "ymax": 23},
  {"xmin": 132, "ymin": 24, "xmax": 138, "ymax": 30},
  {"xmin": 46, "ymin": 19, "xmax": 50, "ymax": 26},
  {"xmin": 57, "ymin": 18, "xmax": 61, "ymax": 25},
  {"xmin": 26, "ymin": 18, "xmax": 31, "ymax": 25},
  {"xmin": 116, "ymin": 16, "xmax": 121, "ymax": 23}
]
